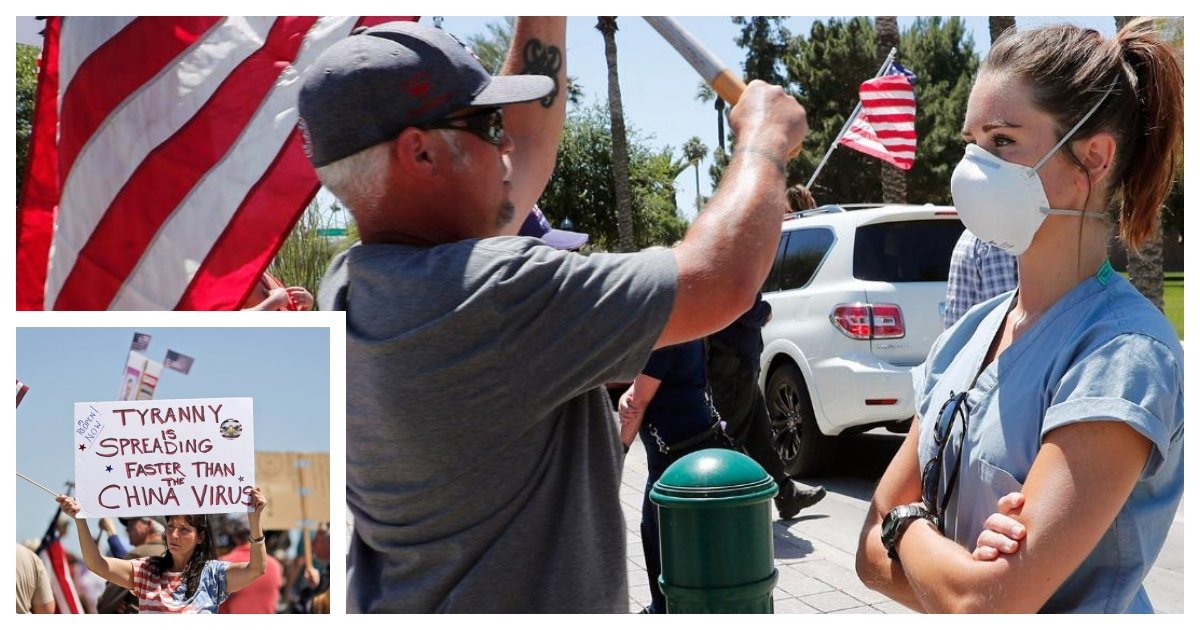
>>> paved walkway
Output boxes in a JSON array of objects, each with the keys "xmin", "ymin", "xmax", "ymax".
[
  {"xmin": 621, "ymin": 442, "xmax": 1184, "ymax": 614},
  {"xmin": 619, "ymin": 444, "xmax": 913, "ymax": 614}
]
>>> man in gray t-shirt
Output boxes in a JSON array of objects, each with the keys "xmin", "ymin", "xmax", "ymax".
[{"xmin": 300, "ymin": 18, "xmax": 810, "ymax": 612}]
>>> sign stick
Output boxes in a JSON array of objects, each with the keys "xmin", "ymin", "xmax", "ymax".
[{"xmin": 17, "ymin": 472, "xmax": 61, "ymax": 498}]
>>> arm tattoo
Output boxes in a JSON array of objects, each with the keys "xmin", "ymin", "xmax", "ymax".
[
  {"xmin": 521, "ymin": 39, "xmax": 561, "ymax": 108},
  {"xmin": 735, "ymin": 146, "xmax": 787, "ymax": 177}
]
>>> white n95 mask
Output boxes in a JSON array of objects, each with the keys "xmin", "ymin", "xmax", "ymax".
[{"xmin": 950, "ymin": 85, "xmax": 1113, "ymax": 255}]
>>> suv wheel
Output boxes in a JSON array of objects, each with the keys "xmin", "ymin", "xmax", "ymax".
[{"xmin": 765, "ymin": 363, "xmax": 837, "ymax": 477}]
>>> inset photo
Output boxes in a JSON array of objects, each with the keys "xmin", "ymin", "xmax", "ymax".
[{"xmin": 16, "ymin": 327, "xmax": 331, "ymax": 615}]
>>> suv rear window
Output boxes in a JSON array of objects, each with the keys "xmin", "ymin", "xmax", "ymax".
[
  {"xmin": 853, "ymin": 219, "xmax": 964, "ymax": 282},
  {"xmin": 763, "ymin": 227, "xmax": 835, "ymax": 293}
]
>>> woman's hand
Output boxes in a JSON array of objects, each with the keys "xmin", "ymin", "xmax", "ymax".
[
  {"xmin": 247, "ymin": 486, "xmax": 268, "ymax": 521},
  {"xmin": 57, "ymin": 495, "xmax": 83, "ymax": 518},
  {"xmin": 972, "ymin": 492, "xmax": 1027, "ymax": 560},
  {"xmin": 286, "ymin": 287, "xmax": 314, "ymax": 311}
]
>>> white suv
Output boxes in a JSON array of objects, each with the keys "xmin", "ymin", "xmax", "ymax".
[{"xmin": 759, "ymin": 204, "xmax": 964, "ymax": 476}]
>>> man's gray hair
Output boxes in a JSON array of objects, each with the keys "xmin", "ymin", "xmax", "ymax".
[{"xmin": 315, "ymin": 141, "xmax": 393, "ymax": 218}]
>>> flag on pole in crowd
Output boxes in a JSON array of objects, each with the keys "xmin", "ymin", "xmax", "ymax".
[
  {"xmin": 37, "ymin": 509, "xmax": 83, "ymax": 614},
  {"xmin": 119, "ymin": 351, "xmax": 162, "ymax": 401},
  {"xmin": 131, "ymin": 332, "xmax": 152, "ymax": 353},
  {"xmin": 164, "ymin": 350, "xmax": 195, "ymax": 375},
  {"xmin": 17, "ymin": 379, "xmax": 30, "ymax": 408},
  {"xmin": 16, "ymin": 16, "xmax": 416, "ymax": 311},
  {"xmin": 838, "ymin": 61, "xmax": 918, "ymax": 170}
]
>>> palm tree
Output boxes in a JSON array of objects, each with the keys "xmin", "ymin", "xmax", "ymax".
[
  {"xmin": 682, "ymin": 136, "xmax": 709, "ymax": 213},
  {"xmin": 988, "ymin": 17, "xmax": 1016, "ymax": 43},
  {"xmin": 1111, "ymin": 16, "xmax": 1165, "ymax": 311},
  {"xmin": 875, "ymin": 16, "xmax": 906, "ymax": 204},
  {"xmin": 596, "ymin": 17, "xmax": 635, "ymax": 252}
]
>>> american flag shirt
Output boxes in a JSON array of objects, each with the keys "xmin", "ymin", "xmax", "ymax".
[{"xmin": 129, "ymin": 557, "xmax": 230, "ymax": 613}]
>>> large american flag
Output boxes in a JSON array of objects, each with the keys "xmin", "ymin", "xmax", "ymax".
[
  {"xmin": 16, "ymin": 16, "xmax": 415, "ymax": 310},
  {"xmin": 838, "ymin": 61, "xmax": 918, "ymax": 170}
]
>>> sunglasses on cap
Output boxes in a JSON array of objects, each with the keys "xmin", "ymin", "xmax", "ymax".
[{"xmin": 416, "ymin": 108, "xmax": 504, "ymax": 145}]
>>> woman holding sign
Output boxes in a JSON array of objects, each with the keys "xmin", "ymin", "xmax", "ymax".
[{"xmin": 57, "ymin": 487, "xmax": 269, "ymax": 614}]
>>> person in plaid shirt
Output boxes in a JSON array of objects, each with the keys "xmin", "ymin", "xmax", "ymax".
[{"xmin": 943, "ymin": 230, "xmax": 1018, "ymax": 328}]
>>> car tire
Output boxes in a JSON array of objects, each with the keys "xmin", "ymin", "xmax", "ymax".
[{"xmin": 765, "ymin": 362, "xmax": 838, "ymax": 477}]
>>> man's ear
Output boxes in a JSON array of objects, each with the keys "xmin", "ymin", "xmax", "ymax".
[
  {"xmin": 393, "ymin": 128, "xmax": 438, "ymax": 180},
  {"xmin": 1078, "ymin": 131, "xmax": 1117, "ymax": 187}
]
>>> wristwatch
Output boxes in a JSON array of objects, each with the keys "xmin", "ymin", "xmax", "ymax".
[{"xmin": 881, "ymin": 503, "xmax": 935, "ymax": 560}]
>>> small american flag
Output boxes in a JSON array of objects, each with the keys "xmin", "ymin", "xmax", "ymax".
[
  {"xmin": 839, "ymin": 61, "xmax": 918, "ymax": 170},
  {"xmin": 17, "ymin": 379, "xmax": 29, "ymax": 408},
  {"xmin": 131, "ymin": 332, "xmax": 151, "ymax": 353},
  {"xmin": 164, "ymin": 350, "xmax": 195, "ymax": 375}
]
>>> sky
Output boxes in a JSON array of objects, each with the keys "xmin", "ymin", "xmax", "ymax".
[
  {"xmin": 13, "ymin": 326, "xmax": 332, "ymax": 553},
  {"xmin": 14, "ymin": 15, "xmax": 1119, "ymax": 222}
]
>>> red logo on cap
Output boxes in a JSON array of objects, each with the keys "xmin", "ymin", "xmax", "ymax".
[{"xmin": 401, "ymin": 70, "xmax": 433, "ymax": 98}]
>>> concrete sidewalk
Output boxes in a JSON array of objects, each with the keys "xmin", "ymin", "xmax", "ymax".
[
  {"xmin": 620, "ymin": 443, "xmax": 1184, "ymax": 614},
  {"xmin": 619, "ymin": 444, "xmax": 912, "ymax": 614}
]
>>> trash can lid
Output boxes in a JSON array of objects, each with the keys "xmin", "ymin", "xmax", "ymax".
[{"xmin": 650, "ymin": 449, "xmax": 777, "ymax": 505}]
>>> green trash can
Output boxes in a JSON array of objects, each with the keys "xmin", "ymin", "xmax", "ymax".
[{"xmin": 649, "ymin": 448, "xmax": 778, "ymax": 613}]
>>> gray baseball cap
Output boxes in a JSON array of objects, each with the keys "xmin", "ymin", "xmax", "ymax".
[{"xmin": 298, "ymin": 21, "xmax": 554, "ymax": 167}]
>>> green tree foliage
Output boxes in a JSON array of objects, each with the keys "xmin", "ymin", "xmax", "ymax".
[
  {"xmin": 539, "ymin": 104, "xmax": 687, "ymax": 251},
  {"xmin": 727, "ymin": 17, "xmax": 977, "ymax": 206},
  {"xmin": 268, "ymin": 200, "xmax": 349, "ymax": 308},
  {"xmin": 899, "ymin": 17, "xmax": 977, "ymax": 205},
  {"xmin": 465, "ymin": 17, "xmax": 583, "ymax": 107},
  {"xmin": 733, "ymin": 16, "xmax": 792, "ymax": 85},
  {"xmin": 17, "ymin": 43, "xmax": 39, "ymax": 203},
  {"xmin": 779, "ymin": 17, "xmax": 879, "ymax": 201}
]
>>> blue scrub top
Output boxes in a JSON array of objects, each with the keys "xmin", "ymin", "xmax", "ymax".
[{"xmin": 915, "ymin": 263, "xmax": 1184, "ymax": 613}]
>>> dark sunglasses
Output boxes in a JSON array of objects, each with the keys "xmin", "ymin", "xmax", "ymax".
[
  {"xmin": 416, "ymin": 108, "xmax": 504, "ymax": 145},
  {"xmin": 921, "ymin": 390, "xmax": 969, "ymax": 530}
]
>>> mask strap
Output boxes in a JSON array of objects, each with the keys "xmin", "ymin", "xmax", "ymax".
[{"xmin": 1033, "ymin": 81, "xmax": 1117, "ymax": 171}]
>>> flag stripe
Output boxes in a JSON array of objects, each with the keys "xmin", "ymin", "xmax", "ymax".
[
  {"xmin": 16, "ymin": 17, "xmax": 63, "ymax": 310},
  {"xmin": 58, "ymin": 17, "xmax": 137, "ymax": 90},
  {"xmin": 59, "ymin": 17, "xmax": 221, "ymax": 179},
  {"xmin": 54, "ymin": 17, "xmax": 321, "ymax": 310},
  {"xmin": 174, "ymin": 18, "xmax": 405, "ymax": 309},
  {"xmin": 46, "ymin": 17, "xmax": 278, "ymax": 308},
  {"xmin": 111, "ymin": 18, "xmax": 361, "ymax": 310},
  {"xmin": 175, "ymin": 128, "xmax": 320, "ymax": 309},
  {"xmin": 840, "ymin": 72, "xmax": 917, "ymax": 171}
]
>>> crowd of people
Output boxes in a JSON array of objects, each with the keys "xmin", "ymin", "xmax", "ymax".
[{"xmin": 16, "ymin": 491, "xmax": 331, "ymax": 615}]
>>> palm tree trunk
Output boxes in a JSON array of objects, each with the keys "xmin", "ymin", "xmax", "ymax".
[
  {"xmin": 875, "ymin": 17, "xmax": 906, "ymax": 204},
  {"xmin": 988, "ymin": 17, "xmax": 1016, "ymax": 42},
  {"xmin": 597, "ymin": 17, "xmax": 635, "ymax": 252}
]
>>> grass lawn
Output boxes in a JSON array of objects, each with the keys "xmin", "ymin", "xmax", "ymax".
[{"xmin": 1164, "ymin": 272, "xmax": 1183, "ymax": 340}]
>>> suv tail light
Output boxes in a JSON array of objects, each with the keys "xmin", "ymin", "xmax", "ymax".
[{"xmin": 831, "ymin": 303, "xmax": 906, "ymax": 340}]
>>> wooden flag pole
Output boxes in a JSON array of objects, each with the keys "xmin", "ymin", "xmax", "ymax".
[{"xmin": 643, "ymin": 16, "xmax": 747, "ymax": 105}]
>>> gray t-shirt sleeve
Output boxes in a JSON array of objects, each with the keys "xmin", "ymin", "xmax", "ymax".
[
  {"xmin": 1042, "ymin": 333, "xmax": 1183, "ymax": 477},
  {"xmin": 479, "ymin": 240, "xmax": 677, "ymax": 409}
]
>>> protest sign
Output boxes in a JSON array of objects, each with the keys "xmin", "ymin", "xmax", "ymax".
[
  {"xmin": 117, "ymin": 351, "xmax": 163, "ymax": 401},
  {"xmin": 73, "ymin": 397, "xmax": 254, "ymax": 518},
  {"xmin": 255, "ymin": 452, "xmax": 330, "ymax": 530}
]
